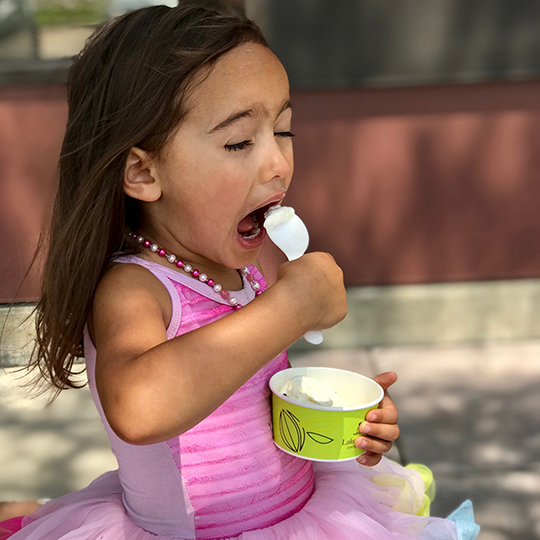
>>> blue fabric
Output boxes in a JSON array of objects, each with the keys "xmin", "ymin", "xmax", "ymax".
[{"xmin": 446, "ymin": 500, "xmax": 480, "ymax": 540}]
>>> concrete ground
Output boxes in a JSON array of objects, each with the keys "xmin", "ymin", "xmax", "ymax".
[
  {"xmin": 291, "ymin": 342, "xmax": 540, "ymax": 540},
  {"xmin": 1, "ymin": 340, "xmax": 539, "ymax": 539}
]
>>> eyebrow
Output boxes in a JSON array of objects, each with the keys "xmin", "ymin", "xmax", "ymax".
[{"xmin": 208, "ymin": 99, "xmax": 292, "ymax": 134}]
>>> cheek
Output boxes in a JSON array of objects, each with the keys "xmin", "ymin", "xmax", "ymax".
[
  {"xmin": 161, "ymin": 150, "xmax": 249, "ymax": 226},
  {"xmin": 284, "ymin": 147, "xmax": 294, "ymax": 187},
  {"xmin": 289, "ymin": 146, "xmax": 294, "ymax": 172}
]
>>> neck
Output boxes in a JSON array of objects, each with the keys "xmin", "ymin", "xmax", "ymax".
[{"xmin": 130, "ymin": 230, "xmax": 244, "ymax": 291}]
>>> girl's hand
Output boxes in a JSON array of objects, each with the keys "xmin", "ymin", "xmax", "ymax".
[
  {"xmin": 276, "ymin": 252, "xmax": 347, "ymax": 332},
  {"xmin": 354, "ymin": 372, "xmax": 400, "ymax": 466}
]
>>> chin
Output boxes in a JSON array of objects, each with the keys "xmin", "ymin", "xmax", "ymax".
[{"xmin": 229, "ymin": 250, "xmax": 260, "ymax": 270}]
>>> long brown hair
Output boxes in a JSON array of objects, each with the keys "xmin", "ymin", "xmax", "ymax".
[{"xmin": 30, "ymin": 4, "xmax": 267, "ymax": 395}]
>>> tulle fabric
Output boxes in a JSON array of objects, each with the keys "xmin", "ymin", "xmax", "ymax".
[
  {"xmin": 1, "ymin": 458, "xmax": 478, "ymax": 540},
  {"xmin": 238, "ymin": 459, "xmax": 477, "ymax": 540},
  {"xmin": 0, "ymin": 260, "xmax": 479, "ymax": 539},
  {"xmin": 0, "ymin": 517, "xmax": 23, "ymax": 540}
]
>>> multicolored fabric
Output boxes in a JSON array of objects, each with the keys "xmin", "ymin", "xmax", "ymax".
[{"xmin": 1, "ymin": 256, "xmax": 479, "ymax": 540}]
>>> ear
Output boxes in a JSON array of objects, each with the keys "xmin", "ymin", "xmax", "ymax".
[{"xmin": 123, "ymin": 147, "xmax": 162, "ymax": 202}]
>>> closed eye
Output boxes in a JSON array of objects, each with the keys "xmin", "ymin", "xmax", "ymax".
[
  {"xmin": 225, "ymin": 140, "xmax": 253, "ymax": 152},
  {"xmin": 224, "ymin": 132, "xmax": 295, "ymax": 152},
  {"xmin": 276, "ymin": 131, "xmax": 295, "ymax": 139}
]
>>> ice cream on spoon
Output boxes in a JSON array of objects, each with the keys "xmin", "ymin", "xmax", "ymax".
[{"xmin": 264, "ymin": 205, "xmax": 323, "ymax": 345}]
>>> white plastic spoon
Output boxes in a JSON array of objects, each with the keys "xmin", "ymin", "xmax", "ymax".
[{"xmin": 264, "ymin": 205, "xmax": 323, "ymax": 345}]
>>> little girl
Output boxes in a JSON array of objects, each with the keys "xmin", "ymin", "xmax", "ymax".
[{"xmin": 0, "ymin": 5, "xmax": 479, "ymax": 539}]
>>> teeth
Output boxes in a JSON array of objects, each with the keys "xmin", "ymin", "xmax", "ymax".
[
  {"xmin": 243, "ymin": 227, "xmax": 261, "ymax": 240},
  {"xmin": 240, "ymin": 210, "xmax": 261, "ymax": 240}
]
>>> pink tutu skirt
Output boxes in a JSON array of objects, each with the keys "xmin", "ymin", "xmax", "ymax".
[{"xmin": 0, "ymin": 458, "xmax": 479, "ymax": 540}]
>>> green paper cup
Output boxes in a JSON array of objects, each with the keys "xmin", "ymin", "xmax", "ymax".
[{"xmin": 269, "ymin": 367, "xmax": 384, "ymax": 462}]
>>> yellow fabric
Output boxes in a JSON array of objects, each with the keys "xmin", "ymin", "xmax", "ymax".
[
  {"xmin": 366, "ymin": 461, "xmax": 436, "ymax": 517},
  {"xmin": 367, "ymin": 472, "xmax": 424, "ymax": 514},
  {"xmin": 405, "ymin": 463, "xmax": 436, "ymax": 517}
]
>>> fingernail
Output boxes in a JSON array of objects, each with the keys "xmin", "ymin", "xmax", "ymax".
[
  {"xmin": 361, "ymin": 423, "xmax": 371, "ymax": 435},
  {"xmin": 359, "ymin": 457, "xmax": 368, "ymax": 465},
  {"xmin": 355, "ymin": 438, "xmax": 368, "ymax": 449}
]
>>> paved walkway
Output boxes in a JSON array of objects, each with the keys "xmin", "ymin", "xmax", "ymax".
[
  {"xmin": 290, "ymin": 342, "xmax": 540, "ymax": 540},
  {"xmin": 1, "ymin": 340, "xmax": 539, "ymax": 539}
]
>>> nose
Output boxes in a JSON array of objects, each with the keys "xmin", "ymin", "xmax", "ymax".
[{"xmin": 261, "ymin": 135, "xmax": 293, "ymax": 184}]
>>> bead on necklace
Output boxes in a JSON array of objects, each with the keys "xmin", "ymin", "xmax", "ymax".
[{"xmin": 129, "ymin": 232, "xmax": 262, "ymax": 309}]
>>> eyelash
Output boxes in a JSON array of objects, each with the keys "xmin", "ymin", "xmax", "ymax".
[{"xmin": 225, "ymin": 131, "xmax": 295, "ymax": 152}]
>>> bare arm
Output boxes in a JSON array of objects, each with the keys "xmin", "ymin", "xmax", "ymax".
[
  {"xmin": 255, "ymin": 237, "xmax": 288, "ymax": 287},
  {"xmin": 93, "ymin": 253, "xmax": 346, "ymax": 445}
]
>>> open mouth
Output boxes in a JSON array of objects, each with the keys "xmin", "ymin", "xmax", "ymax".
[{"xmin": 237, "ymin": 203, "xmax": 274, "ymax": 240}]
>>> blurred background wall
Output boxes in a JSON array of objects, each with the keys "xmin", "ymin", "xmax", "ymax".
[
  {"xmin": 2, "ymin": 0, "xmax": 540, "ymax": 352},
  {"xmin": 1, "ymin": 0, "xmax": 540, "ymax": 303}
]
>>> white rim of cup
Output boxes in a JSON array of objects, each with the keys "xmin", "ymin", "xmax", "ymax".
[{"xmin": 269, "ymin": 366, "xmax": 384, "ymax": 412}]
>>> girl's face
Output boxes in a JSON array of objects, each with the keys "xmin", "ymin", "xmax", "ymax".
[{"xmin": 148, "ymin": 43, "xmax": 293, "ymax": 272}]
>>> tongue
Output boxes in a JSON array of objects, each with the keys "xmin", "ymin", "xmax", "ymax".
[{"xmin": 237, "ymin": 213, "xmax": 255, "ymax": 234}]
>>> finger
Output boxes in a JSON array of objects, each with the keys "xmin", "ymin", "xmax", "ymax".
[
  {"xmin": 354, "ymin": 435, "xmax": 393, "ymax": 455},
  {"xmin": 359, "ymin": 421, "xmax": 400, "ymax": 442},
  {"xmin": 357, "ymin": 451, "xmax": 382, "ymax": 467},
  {"xmin": 372, "ymin": 372, "xmax": 397, "ymax": 392},
  {"xmin": 366, "ymin": 395, "xmax": 398, "ymax": 424}
]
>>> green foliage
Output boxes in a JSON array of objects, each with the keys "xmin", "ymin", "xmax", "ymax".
[{"xmin": 34, "ymin": 0, "xmax": 107, "ymax": 26}]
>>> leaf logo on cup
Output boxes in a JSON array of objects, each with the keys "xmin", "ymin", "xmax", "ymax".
[{"xmin": 278, "ymin": 409, "xmax": 340, "ymax": 453}]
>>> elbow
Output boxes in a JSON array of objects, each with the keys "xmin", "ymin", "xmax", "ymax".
[
  {"xmin": 106, "ymin": 405, "xmax": 159, "ymax": 446},
  {"xmin": 99, "ymin": 387, "xmax": 154, "ymax": 445},
  {"xmin": 111, "ymin": 422, "xmax": 161, "ymax": 446},
  {"xmin": 97, "ymin": 367, "xmax": 199, "ymax": 444},
  {"xmin": 103, "ymin": 389, "xmax": 192, "ymax": 446}
]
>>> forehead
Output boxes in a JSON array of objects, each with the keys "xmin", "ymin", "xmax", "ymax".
[{"xmin": 184, "ymin": 43, "xmax": 290, "ymax": 125}]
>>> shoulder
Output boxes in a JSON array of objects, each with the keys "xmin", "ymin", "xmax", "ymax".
[
  {"xmin": 89, "ymin": 261, "xmax": 172, "ymax": 340},
  {"xmin": 96, "ymin": 261, "xmax": 171, "ymax": 307}
]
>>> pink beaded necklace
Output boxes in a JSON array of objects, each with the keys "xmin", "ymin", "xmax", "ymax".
[{"xmin": 129, "ymin": 232, "xmax": 262, "ymax": 309}]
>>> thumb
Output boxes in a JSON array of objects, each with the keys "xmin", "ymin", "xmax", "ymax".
[{"xmin": 373, "ymin": 371, "xmax": 398, "ymax": 392}]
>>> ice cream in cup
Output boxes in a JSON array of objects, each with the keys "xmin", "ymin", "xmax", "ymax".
[{"xmin": 269, "ymin": 367, "xmax": 384, "ymax": 461}]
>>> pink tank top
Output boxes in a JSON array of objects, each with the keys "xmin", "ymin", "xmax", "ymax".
[{"xmin": 84, "ymin": 256, "xmax": 314, "ymax": 539}]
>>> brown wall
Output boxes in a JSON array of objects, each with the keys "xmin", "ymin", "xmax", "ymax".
[
  {"xmin": 0, "ymin": 85, "xmax": 66, "ymax": 303},
  {"xmin": 1, "ymin": 80, "xmax": 540, "ymax": 302},
  {"xmin": 287, "ymin": 81, "xmax": 540, "ymax": 286}
]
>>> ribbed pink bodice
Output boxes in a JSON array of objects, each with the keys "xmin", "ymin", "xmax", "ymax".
[{"xmin": 85, "ymin": 256, "xmax": 314, "ymax": 539}]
